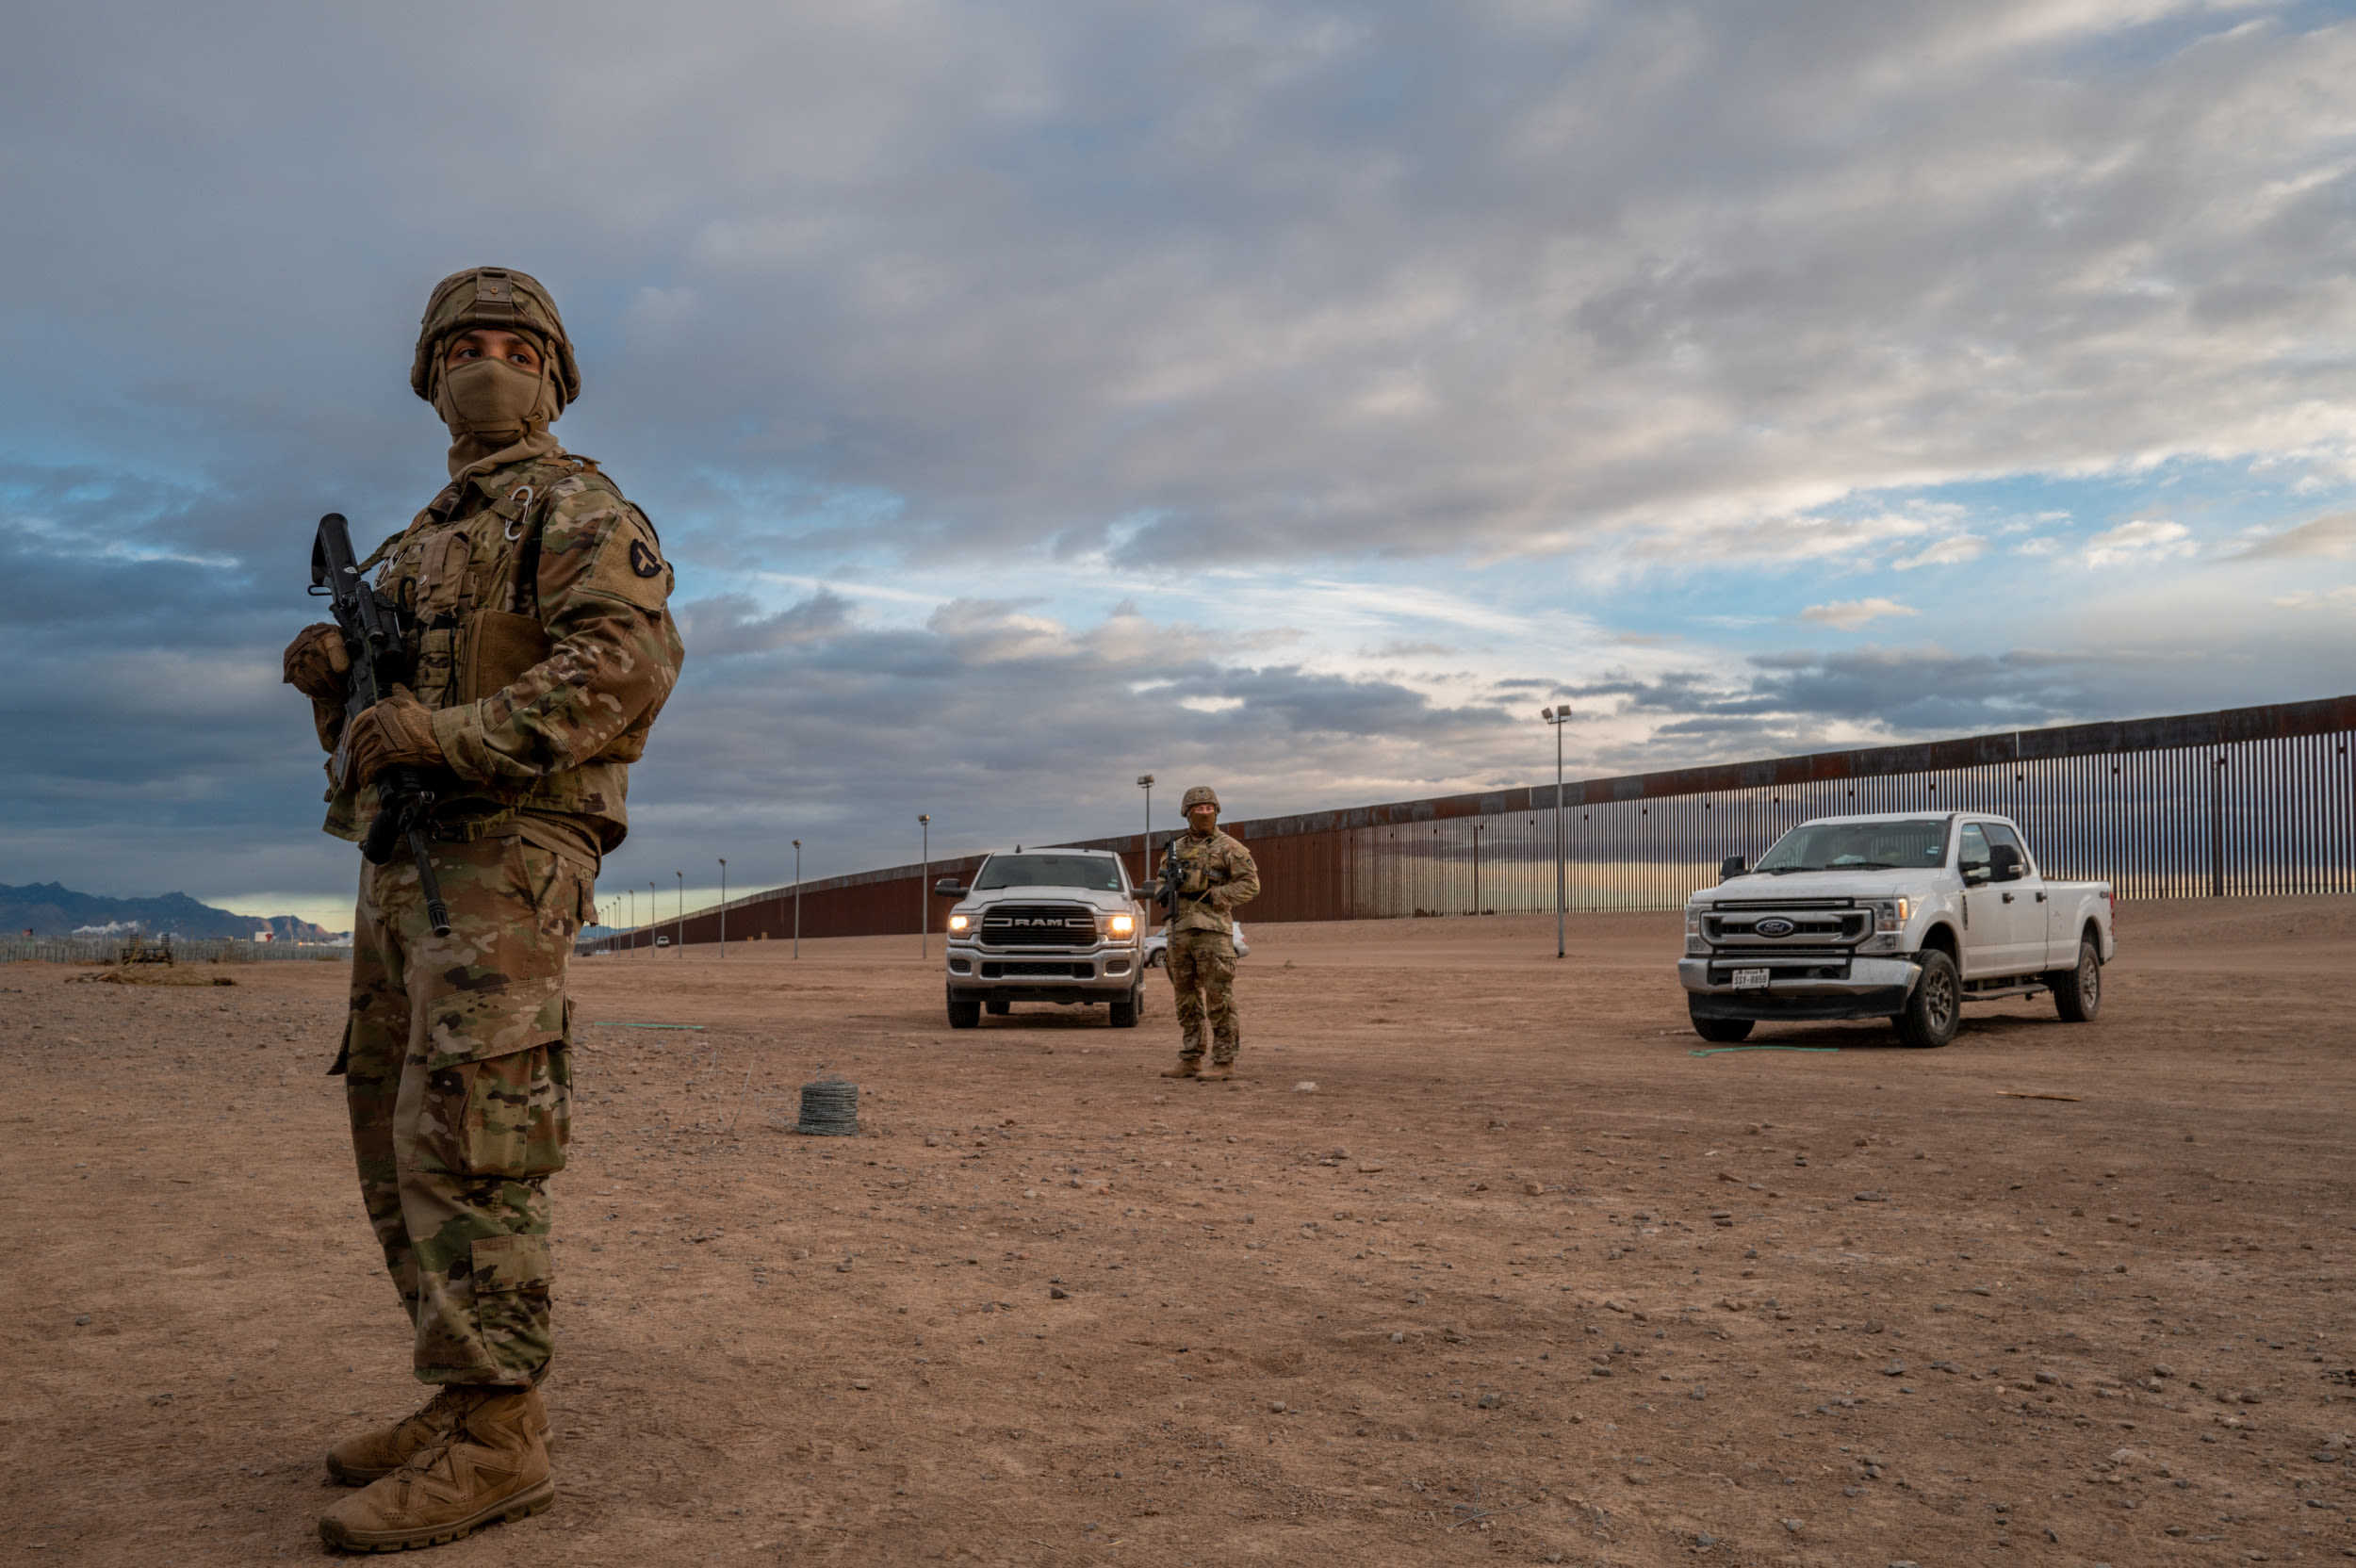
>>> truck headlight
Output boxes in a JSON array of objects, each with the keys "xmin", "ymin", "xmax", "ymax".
[
  {"xmin": 1866, "ymin": 898, "xmax": 1910, "ymax": 932},
  {"xmin": 947, "ymin": 913, "xmax": 970, "ymax": 933},
  {"xmin": 1108, "ymin": 914, "xmax": 1135, "ymax": 936}
]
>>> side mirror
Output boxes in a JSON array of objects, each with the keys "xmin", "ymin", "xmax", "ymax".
[
  {"xmin": 1988, "ymin": 843, "xmax": 2023, "ymax": 883},
  {"xmin": 933, "ymin": 879, "xmax": 966, "ymax": 898},
  {"xmin": 1719, "ymin": 855, "xmax": 1746, "ymax": 882}
]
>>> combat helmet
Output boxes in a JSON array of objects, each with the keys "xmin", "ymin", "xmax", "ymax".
[
  {"xmin": 1181, "ymin": 785, "xmax": 1220, "ymax": 811},
  {"xmin": 409, "ymin": 267, "xmax": 581, "ymax": 407}
]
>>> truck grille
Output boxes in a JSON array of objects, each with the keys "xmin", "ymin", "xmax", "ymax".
[
  {"xmin": 1701, "ymin": 904, "xmax": 1870, "ymax": 950},
  {"xmin": 978, "ymin": 903, "xmax": 1099, "ymax": 948},
  {"xmin": 980, "ymin": 960, "xmax": 1094, "ymax": 979}
]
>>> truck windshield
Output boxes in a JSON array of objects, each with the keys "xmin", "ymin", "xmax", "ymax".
[
  {"xmin": 973, "ymin": 855, "xmax": 1127, "ymax": 892},
  {"xmin": 1753, "ymin": 819, "xmax": 1949, "ymax": 874}
]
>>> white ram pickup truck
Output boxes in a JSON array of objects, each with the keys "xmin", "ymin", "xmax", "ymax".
[
  {"xmin": 1679, "ymin": 812, "xmax": 2116, "ymax": 1049},
  {"xmin": 935, "ymin": 849, "xmax": 1147, "ymax": 1030}
]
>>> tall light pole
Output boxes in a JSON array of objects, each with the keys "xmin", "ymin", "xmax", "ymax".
[
  {"xmin": 648, "ymin": 881, "xmax": 658, "ymax": 956},
  {"xmin": 626, "ymin": 890, "xmax": 635, "ymax": 951},
  {"xmin": 1136, "ymin": 774, "xmax": 1154, "ymax": 890},
  {"xmin": 917, "ymin": 814, "xmax": 931, "ymax": 958},
  {"xmin": 717, "ymin": 858, "xmax": 728, "ymax": 957},
  {"xmin": 792, "ymin": 839, "xmax": 802, "ymax": 959},
  {"xmin": 675, "ymin": 870, "xmax": 684, "ymax": 954},
  {"xmin": 1543, "ymin": 706, "xmax": 1573, "ymax": 958}
]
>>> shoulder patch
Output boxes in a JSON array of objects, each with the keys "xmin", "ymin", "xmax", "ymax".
[{"xmin": 582, "ymin": 512, "xmax": 672, "ymax": 612}]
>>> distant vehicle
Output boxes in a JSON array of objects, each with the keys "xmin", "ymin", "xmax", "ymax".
[
  {"xmin": 1680, "ymin": 812, "xmax": 2116, "ymax": 1049},
  {"xmin": 655, "ymin": 935, "xmax": 670, "ymax": 948},
  {"xmin": 1142, "ymin": 922, "xmax": 1250, "ymax": 969},
  {"xmin": 936, "ymin": 849, "xmax": 1147, "ymax": 1029}
]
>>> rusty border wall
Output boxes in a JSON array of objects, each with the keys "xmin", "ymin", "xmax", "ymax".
[{"xmin": 588, "ymin": 693, "xmax": 2356, "ymax": 953}]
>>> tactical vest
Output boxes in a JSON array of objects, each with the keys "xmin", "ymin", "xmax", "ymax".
[
  {"xmin": 1169, "ymin": 831, "xmax": 1242, "ymax": 935},
  {"xmin": 333, "ymin": 452, "xmax": 669, "ymax": 851}
]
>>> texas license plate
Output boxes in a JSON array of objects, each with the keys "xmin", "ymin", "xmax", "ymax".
[{"xmin": 1731, "ymin": 968, "xmax": 1770, "ymax": 990}]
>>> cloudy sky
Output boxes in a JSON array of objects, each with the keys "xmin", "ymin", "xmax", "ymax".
[{"xmin": 5, "ymin": 0, "xmax": 2353, "ymax": 929}]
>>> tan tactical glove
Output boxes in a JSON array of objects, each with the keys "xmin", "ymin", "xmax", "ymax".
[
  {"xmin": 283, "ymin": 623, "xmax": 351, "ymax": 703},
  {"xmin": 344, "ymin": 685, "xmax": 444, "ymax": 787}
]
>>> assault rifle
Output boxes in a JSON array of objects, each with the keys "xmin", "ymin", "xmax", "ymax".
[{"xmin": 310, "ymin": 513, "xmax": 452, "ymax": 937}]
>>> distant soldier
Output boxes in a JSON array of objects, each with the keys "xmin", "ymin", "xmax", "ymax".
[
  {"xmin": 1158, "ymin": 785, "xmax": 1260, "ymax": 1080},
  {"xmin": 281, "ymin": 267, "xmax": 683, "ymax": 1551}
]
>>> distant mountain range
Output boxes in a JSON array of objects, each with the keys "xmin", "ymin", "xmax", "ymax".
[{"xmin": 0, "ymin": 882, "xmax": 342, "ymax": 943}]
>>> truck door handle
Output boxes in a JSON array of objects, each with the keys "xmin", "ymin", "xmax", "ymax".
[
  {"xmin": 2001, "ymin": 891, "xmax": 2016, "ymax": 904},
  {"xmin": 2035, "ymin": 890, "xmax": 2047, "ymax": 903}
]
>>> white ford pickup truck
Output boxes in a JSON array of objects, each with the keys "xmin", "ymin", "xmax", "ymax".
[{"xmin": 1679, "ymin": 812, "xmax": 2116, "ymax": 1049}]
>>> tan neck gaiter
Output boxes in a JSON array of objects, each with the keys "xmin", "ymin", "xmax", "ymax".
[{"xmin": 433, "ymin": 355, "xmax": 564, "ymax": 480}]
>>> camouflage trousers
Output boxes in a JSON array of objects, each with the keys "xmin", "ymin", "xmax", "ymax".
[
  {"xmin": 340, "ymin": 832, "xmax": 592, "ymax": 1387},
  {"xmin": 1167, "ymin": 928, "xmax": 1240, "ymax": 1064}
]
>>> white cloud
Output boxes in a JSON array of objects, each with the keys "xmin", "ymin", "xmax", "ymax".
[
  {"xmin": 1797, "ymin": 597, "xmax": 1920, "ymax": 631},
  {"xmin": 2081, "ymin": 519, "xmax": 2198, "ymax": 567},
  {"xmin": 1622, "ymin": 507, "xmax": 1947, "ymax": 569},
  {"xmin": 2272, "ymin": 586, "xmax": 2356, "ymax": 611},
  {"xmin": 1893, "ymin": 535, "xmax": 1988, "ymax": 570},
  {"xmin": 2233, "ymin": 510, "xmax": 2356, "ymax": 561}
]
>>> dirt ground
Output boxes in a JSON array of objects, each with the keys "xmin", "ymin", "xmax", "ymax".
[{"xmin": 5, "ymin": 899, "xmax": 2355, "ymax": 1567}]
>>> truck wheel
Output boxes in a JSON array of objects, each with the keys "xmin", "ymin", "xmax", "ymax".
[
  {"xmin": 986, "ymin": 999, "xmax": 1010, "ymax": 1016},
  {"xmin": 1690, "ymin": 1009, "xmax": 1753, "ymax": 1043},
  {"xmin": 2050, "ymin": 937, "xmax": 2102, "ymax": 1022},
  {"xmin": 947, "ymin": 994, "xmax": 980, "ymax": 1030},
  {"xmin": 1894, "ymin": 950, "xmax": 1959, "ymax": 1048},
  {"xmin": 1109, "ymin": 987, "xmax": 1141, "ymax": 1029}
]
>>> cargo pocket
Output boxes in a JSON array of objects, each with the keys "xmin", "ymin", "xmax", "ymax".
[
  {"xmin": 452, "ymin": 1044, "xmax": 570, "ymax": 1178},
  {"xmin": 468, "ymin": 1232, "xmax": 553, "ymax": 1379}
]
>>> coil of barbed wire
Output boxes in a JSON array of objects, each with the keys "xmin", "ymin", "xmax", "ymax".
[{"xmin": 794, "ymin": 1077, "xmax": 859, "ymax": 1136}]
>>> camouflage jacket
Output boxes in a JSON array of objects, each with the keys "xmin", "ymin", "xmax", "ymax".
[
  {"xmin": 321, "ymin": 450, "xmax": 685, "ymax": 858},
  {"xmin": 1166, "ymin": 828, "xmax": 1259, "ymax": 936}
]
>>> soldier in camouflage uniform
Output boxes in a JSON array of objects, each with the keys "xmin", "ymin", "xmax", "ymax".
[
  {"xmin": 1158, "ymin": 785, "xmax": 1260, "ymax": 1081},
  {"xmin": 281, "ymin": 266, "xmax": 684, "ymax": 1552}
]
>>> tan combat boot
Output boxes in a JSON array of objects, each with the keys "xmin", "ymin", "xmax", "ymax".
[
  {"xmin": 1159, "ymin": 1057, "xmax": 1202, "ymax": 1079},
  {"xmin": 1198, "ymin": 1061, "xmax": 1235, "ymax": 1081},
  {"xmin": 325, "ymin": 1384, "xmax": 552, "ymax": 1485},
  {"xmin": 318, "ymin": 1386, "xmax": 555, "ymax": 1552}
]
